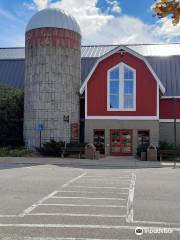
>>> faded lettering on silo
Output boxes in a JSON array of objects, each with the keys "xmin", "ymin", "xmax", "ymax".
[{"xmin": 24, "ymin": 8, "xmax": 81, "ymax": 148}]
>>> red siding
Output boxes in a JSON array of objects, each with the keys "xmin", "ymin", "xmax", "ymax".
[
  {"xmin": 160, "ymin": 99, "xmax": 180, "ymax": 119},
  {"xmin": 87, "ymin": 52, "xmax": 157, "ymax": 116}
]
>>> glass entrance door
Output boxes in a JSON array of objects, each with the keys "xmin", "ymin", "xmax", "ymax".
[
  {"xmin": 110, "ymin": 130, "xmax": 121, "ymax": 155},
  {"xmin": 94, "ymin": 130, "xmax": 105, "ymax": 154},
  {"xmin": 110, "ymin": 130, "xmax": 132, "ymax": 156}
]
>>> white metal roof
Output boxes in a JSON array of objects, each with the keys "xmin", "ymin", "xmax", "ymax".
[
  {"xmin": 26, "ymin": 8, "xmax": 81, "ymax": 35},
  {"xmin": 1, "ymin": 43, "xmax": 180, "ymax": 60},
  {"xmin": 81, "ymin": 43, "xmax": 180, "ymax": 58},
  {"xmin": 1, "ymin": 44, "xmax": 180, "ymax": 96}
]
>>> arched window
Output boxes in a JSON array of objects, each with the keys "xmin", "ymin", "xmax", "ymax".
[{"xmin": 107, "ymin": 63, "xmax": 136, "ymax": 111}]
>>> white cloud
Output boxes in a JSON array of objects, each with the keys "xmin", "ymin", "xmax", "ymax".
[
  {"xmin": 33, "ymin": 0, "xmax": 49, "ymax": 10},
  {"xmin": 23, "ymin": 2, "xmax": 36, "ymax": 10},
  {"xmin": 106, "ymin": 0, "xmax": 122, "ymax": 13},
  {"xmin": 50, "ymin": 0, "xmax": 113, "ymax": 36},
  {"xmin": 23, "ymin": 0, "xmax": 180, "ymax": 45},
  {"xmin": 154, "ymin": 18, "xmax": 180, "ymax": 40},
  {"xmin": 86, "ymin": 15, "xmax": 159, "ymax": 45}
]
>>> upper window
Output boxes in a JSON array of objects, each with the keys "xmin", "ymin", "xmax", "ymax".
[{"xmin": 107, "ymin": 63, "xmax": 136, "ymax": 111}]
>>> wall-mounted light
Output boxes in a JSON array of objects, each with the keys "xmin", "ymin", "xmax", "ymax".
[
  {"xmin": 63, "ymin": 115, "xmax": 69, "ymax": 122},
  {"xmin": 119, "ymin": 49, "xmax": 126, "ymax": 56}
]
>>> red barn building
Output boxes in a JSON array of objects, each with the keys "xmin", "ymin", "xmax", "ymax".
[
  {"xmin": 1, "ymin": 43, "xmax": 180, "ymax": 156},
  {"xmin": 80, "ymin": 44, "xmax": 180, "ymax": 156}
]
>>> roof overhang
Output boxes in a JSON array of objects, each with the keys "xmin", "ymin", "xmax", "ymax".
[{"xmin": 80, "ymin": 45, "xmax": 166, "ymax": 94}]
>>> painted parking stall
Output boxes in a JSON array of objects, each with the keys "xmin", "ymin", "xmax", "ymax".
[
  {"xmin": 0, "ymin": 165, "xmax": 180, "ymax": 239},
  {"xmin": 0, "ymin": 170, "xmax": 137, "ymax": 238},
  {"xmin": 22, "ymin": 171, "xmax": 134, "ymax": 224}
]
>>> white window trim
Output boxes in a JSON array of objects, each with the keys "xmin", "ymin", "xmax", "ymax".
[
  {"xmin": 107, "ymin": 62, "xmax": 136, "ymax": 112},
  {"xmin": 160, "ymin": 119, "xmax": 180, "ymax": 123}
]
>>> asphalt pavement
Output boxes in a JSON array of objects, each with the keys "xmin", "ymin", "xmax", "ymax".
[{"xmin": 0, "ymin": 157, "xmax": 179, "ymax": 240}]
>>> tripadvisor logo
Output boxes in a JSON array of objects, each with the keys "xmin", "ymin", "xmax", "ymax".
[
  {"xmin": 135, "ymin": 227, "xmax": 173, "ymax": 235},
  {"xmin": 135, "ymin": 227, "xmax": 143, "ymax": 236}
]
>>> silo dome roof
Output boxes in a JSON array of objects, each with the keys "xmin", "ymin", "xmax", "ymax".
[{"xmin": 26, "ymin": 8, "xmax": 81, "ymax": 35}]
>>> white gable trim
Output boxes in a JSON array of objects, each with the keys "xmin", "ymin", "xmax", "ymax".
[
  {"xmin": 161, "ymin": 96, "xmax": 180, "ymax": 99},
  {"xmin": 80, "ymin": 45, "xmax": 165, "ymax": 94}
]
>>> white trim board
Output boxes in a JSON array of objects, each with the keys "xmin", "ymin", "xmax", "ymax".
[
  {"xmin": 80, "ymin": 45, "xmax": 165, "ymax": 94},
  {"xmin": 160, "ymin": 119, "xmax": 180, "ymax": 123},
  {"xmin": 161, "ymin": 96, "xmax": 180, "ymax": 99},
  {"xmin": 86, "ymin": 116, "xmax": 159, "ymax": 120}
]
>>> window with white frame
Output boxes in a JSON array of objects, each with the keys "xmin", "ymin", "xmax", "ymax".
[{"xmin": 108, "ymin": 63, "xmax": 136, "ymax": 111}]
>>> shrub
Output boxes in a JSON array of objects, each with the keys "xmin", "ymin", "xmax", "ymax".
[
  {"xmin": 66, "ymin": 142, "xmax": 87, "ymax": 148},
  {"xmin": 8, "ymin": 148, "xmax": 32, "ymax": 157},
  {"xmin": 0, "ymin": 147, "xmax": 33, "ymax": 157},
  {"xmin": 0, "ymin": 147, "xmax": 11, "ymax": 157},
  {"xmin": 159, "ymin": 141, "xmax": 180, "ymax": 150},
  {"xmin": 64, "ymin": 142, "xmax": 87, "ymax": 156},
  {"xmin": 36, "ymin": 139, "xmax": 65, "ymax": 157}
]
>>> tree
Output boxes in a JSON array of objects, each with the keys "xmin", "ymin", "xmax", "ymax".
[
  {"xmin": 153, "ymin": 0, "xmax": 180, "ymax": 25},
  {"xmin": 0, "ymin": 84, "xmax": 24, "ymax": 147}
]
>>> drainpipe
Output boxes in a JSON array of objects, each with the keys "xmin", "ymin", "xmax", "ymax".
[
  {"xmin": 173, "ymin": 97, "xmax": 177, "ymax": 146},
  {"xmin": 173, "ymin": 97, "xmax": 177, "ymax": 169}
]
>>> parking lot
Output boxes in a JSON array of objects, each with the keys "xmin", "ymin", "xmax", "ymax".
[{"xmin": 0, "ymin": 157, "xmax": 179, "ymax": 239}]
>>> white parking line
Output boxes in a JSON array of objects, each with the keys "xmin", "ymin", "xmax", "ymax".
[
  {"xmin": 6, "ymin": 237, "xmax": 130, "ymax": 240},
  {"xmin": 20, "ymin": 171, "xmax": 87, "ymax": 217},
  {"xmin": 51, "ymin": 196, "xmax": 126, "ymax": 200},
  {"xmin": 79, "ymin": 179, "xmax": 130, "ymax": 182},
  {"xmin": 0, "ymin": 215, "xmax": 22, "ymax": 218},
  {"xmin": 0, "ymin": 223, "xmax": 179, "ymax": 231},
  {"xmin": 56, "ymin": 190, "xmax": 128, "ymax": 195},
  {"xmin": 84, "ymin": 176, "xmax": 130, "ymax": 179},
  {"xmin": 39, "ymin": 204, "xmax": 126, "ymax": 208},
  {"xmin": 133, "ymin": 220, "xmax": 180, "ymax": 226},
  {"xmin": 28, "ymin": 213, "xmax": 126, "ymax": 218},
  {"xmin": 84, "ymin": 174, "xmax": 131, "ymax": 177},
  {"xmin": 61, "ymin": 172, "xmax": 87, "ymax": 189},
  {"xmin": 126, "ymin": 173, "xmax": 136, "ymax": 223},
  {"xmin": 72, "ymin": 182, "xmax": 129, "ymax": 186},
  {"xmin": 21, "ymin": 191, "xmax": 58, "ymax": 217},
  {"xmin": 69, "ymin": 186, "xmax": 129, "ymax": 190}
]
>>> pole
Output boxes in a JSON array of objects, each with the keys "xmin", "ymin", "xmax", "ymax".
[
  {"xmin": 173, "ymin": 98, "xmax": 177, "ymax": 146},
  {"xmin": 40, "ymin": 130, "xmax": 42, "ymax": 148},
  {"xmin": 173, "ymin": 98, "xmax": 177, "ymax": 168}
]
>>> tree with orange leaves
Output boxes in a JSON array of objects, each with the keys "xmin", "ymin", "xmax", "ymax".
[{"xmin": 153, "ymin": 0, "xmax": 180, "ymax": 25}]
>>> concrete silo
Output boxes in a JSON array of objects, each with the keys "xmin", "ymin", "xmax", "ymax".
[{"xmin": 24, "ymin": 8, "xmax": 81, "ymax": 148}]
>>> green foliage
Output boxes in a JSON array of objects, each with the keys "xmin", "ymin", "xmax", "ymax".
[
  {"xmin": 0, "ymin": 147, "xmax": 10, "ymax": 157},
  {"xmin": 0, "ymin": 147, "xmax": 33, "ymax": 157},
  {"xmin": 36, "ymin": 139, "xmax": 65, "ymax": 157},
  {"xmin": 159, "ymin": 141, "xmax": 180, "ymax": 150},
  {"xmin": 0, "ymin": 84, "xmax": 24, "ymax": 147},
  {"xmin": 36, "ymin": 140, "xmax": 87, "ymax": 157},
  {"xmin": 66, "ymin": 142, "xmax": 87, "ymax": 148},
  {"xmin": 65, "ymin": 142, "xmax": 87, "ymax": 155}
]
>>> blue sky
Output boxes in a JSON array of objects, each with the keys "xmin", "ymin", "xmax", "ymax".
[{"xmin": 0, "ymin": 0, "xmax": 180, "ymax": 47}]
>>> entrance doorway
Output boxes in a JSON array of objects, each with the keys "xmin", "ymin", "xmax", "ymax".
[
  {"xmin": 110, "ymin": 129, "xmax": 133, "ymax": 156},
  {"xmin": 94, "ymin": 129, "xmax": 105, "ymax": 154}
]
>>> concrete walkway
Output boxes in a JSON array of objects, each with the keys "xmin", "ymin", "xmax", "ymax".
[{"xmin": 0, "ymin": 156, "xmax": 177, "ymax": 168}]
